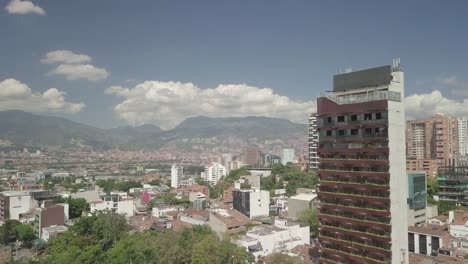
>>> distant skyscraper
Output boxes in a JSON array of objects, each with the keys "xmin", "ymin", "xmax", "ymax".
[
  {"xmin": 242, "ymin": 147, "xmax": 260, "ymax": 166},
  {"xmin": 406, "ymin": 114, "xmax": 458, "ymax": 166},
  {"xmin": 458, "ymin": 117, "xmax": 468, "ymax": 155},
  {"xmin": 317, "ymin": 61, "xmax": 408, "ymax": 264},
  {"xmin": 282, "ymin": 149, "xmax": 295, "ymax": 165},
  {"xmin": 308, "ymin": 113, "xmax": 319, "ymax": 170},
  {"xmin": 171, "ymin": 164, "xmax": 183, "ymax": 188},
  {"xmin": 201, "ymin": 162, "xmax": 227, "ymax": 185}
]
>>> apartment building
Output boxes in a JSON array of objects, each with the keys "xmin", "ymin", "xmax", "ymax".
[
  {"xmin": 406, "ymin": 114, "xmax": 458, "ymax": 167},
  {"xmin": 317, "ymin": 61, "xmax": 408, "ymax": 264},
  {"xmin": 308, "ymin": 113, "xmax": 319, "ymax": 170}
]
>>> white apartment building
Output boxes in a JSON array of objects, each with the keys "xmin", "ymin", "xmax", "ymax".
[
  {"xmin": 236, "ymin": 218, "xmax": 309, "ymax": 259},
  {"xmin": 90, "ymin": 198, "xmax": 134, "ymax": 217},
  {"xmin": 282, "ymin": 149, "xmax": 295, "ymax": 165},
  {"xmin": 201, "ymin": 162, "xmax": 227, "ymax": 185},
  {"xmin": 233, "ymin": 189, "xmax": 270, "ymax": 219},
  {"xmin": 308, "ymin": 113, "xmax": 319, "ymax": 170},
  {"xmin": 0, "ymin": 191, "xmax": 32, "ymax": 223},
  {"xmin": 171, "ymin": 164, "xmax": 184, "ymax": 188},
  {"xmin": 458, "ymin": 117, "xmax": 468, "ymax": 156}
]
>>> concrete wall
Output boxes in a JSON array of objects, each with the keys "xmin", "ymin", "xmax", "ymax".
[
  {"xmin": 287, "ymin": 198, "xmax": 309, "ymax": 219},
  {"xmin": 388, "ymin": 70, "xmax": 409, "ymax": 264},
  {"xmin": 9, "ymin": 194, "xmax": 31, "ymax": 220},
  {"xmin": 249, "ymin": 190, "xmax": 269, "ymax": 218}
]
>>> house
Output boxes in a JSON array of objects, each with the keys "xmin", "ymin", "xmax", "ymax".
[{"xmin": 208, "ymin": 209, "xmax": 252, "ymax": 239}]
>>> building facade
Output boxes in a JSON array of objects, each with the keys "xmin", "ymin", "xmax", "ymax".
[
  {"xmin": 308, "ymin": 113, "xmax": 319, "ymax": 170},
  {"xmin": 406, "ymin": 158, "xmax": 438, "ymax": 178},
  {"xmin": 282, "ymin": 149, "xmax": 295, "ymax": 165},
  {"xmin": 406, "ymin": 115, "xmax": 458, "ymax": 167},
  {"xmin": 317, "ymin": 62, "xmax": 408, "ymax": 264},
  {"xmin": 171, "ymin": 164, "xmax": 184, "ymax": 188},
  {"xmin": 458, "ymin": 117, "xmax": 468, "ymax": 156},
  {"xmin": 34, "ymin": 204, "xmax": 65, "ymax": 238},
  {"xmin": 437, "ymin": 166, "xmax": 468, "ymax": 206},
  {"xmin": 201, "ymin": 162, "xmax": 227, "ymax": 185},
  {"xmin": 233, "ymin": 189, "xmax": 270, "ymax": 219}
]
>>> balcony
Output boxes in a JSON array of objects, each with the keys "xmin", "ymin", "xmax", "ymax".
[
  {"xmin": 323, "ymin": 90, "xmax": 401, "ymax": 105},
  {"xmin": 318, "ymin": 170, "xmax": 389, "ymax": 181},
  {"xmin": 320, "ymin": 158, "xmax": 389, "ymax": 166},
  {"xmin": 320, "ymin": 202, "xmax": 390, "ymax": 217},
  {"xmin": 318, "ymin": 190, "xmax": 389, "ymax": 203},
  {"xmin": 319, "ymin": 213, "xmax": 390, "ymax": 229},
  {"xmin": 321, "ymin": 224, "xmax": 391, "ymax": 243},
  {"xmin": 320, "ymin": 243, "xmax": 389, "ymax": 264},
  {"xmin": 320, "ymin": 180, "xmax": 389, "ymax": 192}
]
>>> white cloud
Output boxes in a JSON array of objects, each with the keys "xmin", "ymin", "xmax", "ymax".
[
  {"xmin": 5, "ymin": 0, "xmax": 45, "ymax": 15},
  {"xmin": 0, "ymin": 79, "xmax": 84, "ymax": 113},
  {"xmin": 404, "ymin": 90, "xmax": 468, "ymax": 120},
  {"xmin": 41, "ymin": 50, "xmax": 91, "ymax": 64},
  {"xmin": 106, "ymin": 81, "xmax": 316, "ymax": 129},
  {"xmin": 49, "ymin": 64, "xmax": 109, "ymax": 81},
  {"xmin": 42, "ymin": 50, "xmax": 109, "ymax": 81}
]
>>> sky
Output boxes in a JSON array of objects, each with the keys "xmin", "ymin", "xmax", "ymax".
[{"xmin": 1, "ymin": 0, "xmax": 468, "ymax": 129}]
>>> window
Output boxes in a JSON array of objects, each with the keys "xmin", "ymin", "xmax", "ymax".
[
  {"xmin": 375, "ymin": 128, "xmax": 380, "ymax": 135},
  {"xmin": 337, "ymin": 116, "xmax": 345, "ymax": 122},
  {"xmin": 408, "ymin": 233, "xmax": 415, "ymax": 252},
  {"xmin": 351, "ymin": 115, "xmax": 358, "ymax": 121},
  {"xmin": 327, "ymin": 117, "xmax": 332, "ymax": 123},
  {"xmin": 338, "ymin": 130, "xmax": 345, "ymax": 136},
  {"xmin": 376, "ymin": 112, "xmax": 382, "ymax": 119},
  {"xmin": 326, "ymin": 130, "xmax": 332, "ymax": 136},
  {"xmin": 364, "ymin": 113, "xmax": 372, "ymax": 120},
  {"xmin": 351, "ymin": 129, "xmax": 358, "ymax": 135},
  {"xmin": 364, "ymin": 128, "xmax": 372, "ymax": 135},
  {"xmin": 419, "ymin": 235, "xmax": 427, "ymax": 255}
]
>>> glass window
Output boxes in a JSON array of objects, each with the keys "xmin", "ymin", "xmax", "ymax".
[
  {"xmin": 327, "ymin": 117, "xmax": 332, "ymax": 123},
  {"xmin": 338, "ymin": 130, "xmax": 345, "ymax": 136},
  {"xmin": 338, "ymin": 116, "xmax": 345, "ymax": 122},
  {"xmin": 376, "ymin": 113, "xmax": 382, "ymax": 119},
  {"xmin": 351, "ymin": 129, "xmax": 358, "ymax": 135},
  {"xmin": 326, "ymin": 130, "xmax": 332, "ymax": 136},
  {"xmin": 364, "ymin": 113, "xmax": 372, "ymax": 120},
  {"xmin": 351, "ymin": 115, "xmax": 358, "ymax": 121},
  {"xmin": 365, "ymin": 128, "xmax": 372, "ymax": 135}
]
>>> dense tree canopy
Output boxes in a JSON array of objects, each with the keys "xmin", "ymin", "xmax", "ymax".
[
  {"xmin": 297, "ymin": 208, "xmax": 319, "ymax": 236},
  {"xmin": 30, "ymin": 214, "xmax": 253, "ymax": 264},
  {"xmin": 262, "ymin": 164, "xmax": 317, "ymax": 196}
]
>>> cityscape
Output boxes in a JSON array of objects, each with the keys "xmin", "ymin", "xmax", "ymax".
[{"xmin": 1, "ymin": 1, "xmax": 468, "ymax": 264}]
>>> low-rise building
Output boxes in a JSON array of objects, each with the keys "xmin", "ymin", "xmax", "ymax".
[
  {"xmin": 90, "ymin": 196, "xmax": 135, "ymax": 217},
  {"xmin": 408, "ymin": 225, "xmax": 454, "ymax": 256},
  {"xmin": 34, "ymin": 203, "xmax": 66, "ymax": 238},
  {"xmin": 449, "ymin": 210, "xmax": 468, "ymax": 240},
  {"xmin": 287, "ymin": 192, "xmax": 318, "ymax": 219},
  {"xmin": 42, "ymin": 225, "xmax": 68, "ymax": 241},
  {"xmin": 208, "ymin": 209, "xmax": 252, "ymax": 239},
  {"xmin": 233, "ymin": 189, "xmax": 270, "ymax": 219},
  {"xmin": 236, "ymin": 218, "xmax": 309, "ymax": 259}
]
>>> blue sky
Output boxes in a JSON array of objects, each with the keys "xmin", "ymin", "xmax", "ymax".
[{"xmin": 1, "ymin": 1, "xmax": 468, "ymax": 129}]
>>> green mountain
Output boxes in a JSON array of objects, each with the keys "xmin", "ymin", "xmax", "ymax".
[{"xmin": 0, "ymin": 111, "xmax": 306, "ymax": 149}]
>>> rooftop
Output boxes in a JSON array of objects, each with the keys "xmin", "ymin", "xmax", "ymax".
[
  {"xmin": 289, "ymin": 193, "xmax": 317, "ymax": 202},
  {"xmin": 210, "ymin": 209, "xmax": 251, "ymax": 228},
  {"xmin": 408, "ymin": 224, "xmax": 448, "ymax": 237},
  {"xmin": 248, "ymin": 225, "xmax": 285, "ymax": 236},
  {"xmin": 0, "ymin": 191, "xmax": 30, "ymax": 196}
]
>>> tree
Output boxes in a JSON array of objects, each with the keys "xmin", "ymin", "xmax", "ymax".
[
  {"xmin": 191, "ymin": 235, "xmax": 220, "ymax": 264},
  {"xmin": 0, "ymin": 219, "xmax": 20, "ymax": 244},
  {"xmin": 93, "ymin": 211, "xmax": 129, "ymax": 247},
  {"xmin": 15, "ymin": 224, "xmax": 36, "ymax": 243},
  {"xmin": 438, "ymin": 200, "xmax": 457, "ymax": 215},
  {"xmin": 68, "ymin": 197, "xmax": 90, "ymax": 219},
  {"xmin": 298, "ymin": 208, "xmax": 319, "ymax": 236},
  {"xmin": 266, "ymin": 253, "xmax": 306, "ymax": 264}
]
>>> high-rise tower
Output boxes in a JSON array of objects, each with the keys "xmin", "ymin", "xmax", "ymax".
[{"xmin": 317, "ymin": 60, "xmax": 408, "ymax": 264}]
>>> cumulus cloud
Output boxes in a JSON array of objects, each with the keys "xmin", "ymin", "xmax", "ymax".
[
  {"xmin": 404, "ymin": 90, "xmax": 468, "ymax": 120},
  {"xmin": 49, "ymin": 64, "xmax": 109, "ymax": 81},
  {"xmin": 41, "ymin": 50, "xmax": 91, "ymax": 64},
  {"xmin": 0, "ymin": 79, "xmax": 84, "ymax": 113},
  {"xmin": 42, "ymin": 50, "xmax": 109, "ymax": 81},
  {"xmin": 106, "ymin": 81, "xmax": 316, "ymax": 129},
  {"xmin": 5, "ymin": 0, "xmax": 45, "ymax": 15}
]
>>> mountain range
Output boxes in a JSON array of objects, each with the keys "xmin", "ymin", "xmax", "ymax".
[{"xmin": 0, "ymin": 111, "xmax": 306, "ymax": 150}]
